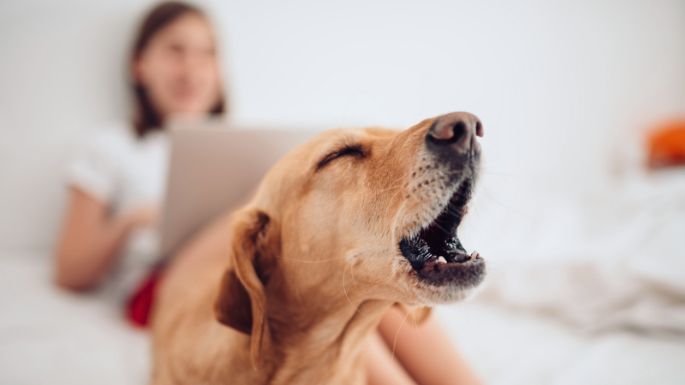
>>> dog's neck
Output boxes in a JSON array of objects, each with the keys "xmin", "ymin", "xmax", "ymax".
[{"xmin": 263, "ymin": 287, "xmax": 392, "ymax": 385}]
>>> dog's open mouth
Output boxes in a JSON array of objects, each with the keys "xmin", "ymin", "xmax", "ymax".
[{"xmin": 399, "ymin": 182, "xmax": 485, "ymax": 287}]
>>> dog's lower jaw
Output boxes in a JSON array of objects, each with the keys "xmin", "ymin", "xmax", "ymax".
[{"xmin": 264, "ymin": 299, "xmax": 392, "ymax": 385}]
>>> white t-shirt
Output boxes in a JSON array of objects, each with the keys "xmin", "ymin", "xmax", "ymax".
[{"xmin": 66, "ymin": 122, "xmax": 169, "ymax": 302}]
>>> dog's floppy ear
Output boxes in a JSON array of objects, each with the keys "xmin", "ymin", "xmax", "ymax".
[
  {"xmin": 215, "ymin": 208, "xmax": 279, "ymax": 365},
  {"xmin": 393, "ymin": 303, "xmax": 432, "ymax": 325}
]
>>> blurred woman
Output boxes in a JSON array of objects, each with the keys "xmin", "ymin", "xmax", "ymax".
[
  {"xmin": 54, "ymin": 2, "xmax": 481, "ymax": 384},
  {"xmin": 55, "ymin": 1, "xmax": 224, "ymax": 299}
]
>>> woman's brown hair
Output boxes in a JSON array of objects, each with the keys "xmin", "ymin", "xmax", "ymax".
[{"xmin": 130, "ymin": 1, "xmax": 226, "ymax": 137}]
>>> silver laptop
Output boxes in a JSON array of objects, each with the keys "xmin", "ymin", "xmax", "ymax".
[{"xmin": 159, "ymin": 123, "xmax": 317, "ymax": 258}]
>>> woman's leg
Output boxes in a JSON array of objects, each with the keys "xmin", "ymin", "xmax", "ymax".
[{"xmin": 377, "ymin": 307, "xmax": 483, "ymax": 385}]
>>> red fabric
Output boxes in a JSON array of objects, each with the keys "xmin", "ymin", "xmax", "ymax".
[{"xmin": 125, "ymin": 267, "xmax": 164, "ymax": 328}]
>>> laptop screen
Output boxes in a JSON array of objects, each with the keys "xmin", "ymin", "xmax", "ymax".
[{"xmin": 159, "ymin": 124, "xmax": 318, "ymax": 257}]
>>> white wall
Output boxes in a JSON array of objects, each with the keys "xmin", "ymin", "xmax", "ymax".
[{"xmin": 1, "ymin": 0, "xmax": 684, "ymax": 253}]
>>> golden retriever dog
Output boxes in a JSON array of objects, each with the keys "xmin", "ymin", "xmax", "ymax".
[{"xmin": 151, "ymin": 112, "xmax": 486, "ymax": 385}]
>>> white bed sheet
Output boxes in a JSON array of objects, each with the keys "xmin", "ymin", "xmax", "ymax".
[
  {"xmin": 0, "ymin": 253, "xmax": 149, "ymax": 385},
  {"xmin": 2, "ymin": 252, "xmax": 684, "ymax": 385},
  {"xmin": 438, "ymin": 304, "xmax": 685, "ymax": 385}
]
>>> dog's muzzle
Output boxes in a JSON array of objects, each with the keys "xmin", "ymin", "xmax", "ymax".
[{"xmin": 399, "ymin": 112, "xmax": 485, "ymax": 288}]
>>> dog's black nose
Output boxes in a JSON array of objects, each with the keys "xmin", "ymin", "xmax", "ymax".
[{"xmin": 426, "ymin": 112, "xmax": 483, "ymax": 153}]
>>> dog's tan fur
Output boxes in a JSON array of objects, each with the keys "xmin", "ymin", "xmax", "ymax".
[{"xmin": 150, "ymin": 114, "xmax": 481, "ymax": 385}]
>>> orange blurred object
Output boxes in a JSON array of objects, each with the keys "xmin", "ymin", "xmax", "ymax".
[{"xmin": 647, "ymin": 120, "xmax": 685, "ymax": 168}]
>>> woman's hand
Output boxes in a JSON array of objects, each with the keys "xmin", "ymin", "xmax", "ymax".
[
  {"xmin": 122, "ymin": 205, "xmax": 160, "ymax": 230},
  {"xmin": 54, "ymin": 187, "xmax": 159, "ymax": 291}
]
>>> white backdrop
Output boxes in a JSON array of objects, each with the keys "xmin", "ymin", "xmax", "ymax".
[{"xmin": 1, "ymin": 0, "xmax": 684, "ymax": 253}]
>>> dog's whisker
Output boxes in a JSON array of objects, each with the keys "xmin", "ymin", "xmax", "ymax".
[
  {"xmin": 427, "ymin": 220, "xmax": 451, "ymax": 235},
  {"xmin": 341, "ymin": 262, "xmax": 354, "ymax": 306},
  {"xmin": 391, "ymin": 310, "xmax": 412, "ymax": 358},
  {"xmin": 281, "ymin": 257, "xmax": 339, "ymax": 263},
  {"xmin": 479, "ymin": 186, "xmax": 537, "ymax": 223},
  {"xmin": 372, "ymin": 183, "xmax": 402, "ymax": 194},
  {"xmin": 478, "ymin": 166, "xmax": 518, "ymax": 178},
  {"xmin": 379, "ymin": 182, "xmax": 406, "ymax": 194},
  {"xmin": 338, "ymin": 250, "xmax": 397, "ymax": 293},
  {"xmin": 362, "ymin": 261, "xmax": 400, "ymax": 292},
  {"xmin": 446, "ymin": 206, "xmax": 465, "ymax": 217},
  {"xmin": 348, "ymin": 256, "xmax": 359, "ymax": 284},
  {"xmin": 390, "ymin": 200, "xmax": 406, "ymax": 241}
]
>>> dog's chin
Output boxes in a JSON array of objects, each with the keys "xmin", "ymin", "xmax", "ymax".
[
  {"xmin": 410, "ymin": 272, "xmax": 483, "ymax": 304},
  {"xmin": 392, "ymin": 255, "xmax": 484, "ymax": 305}
]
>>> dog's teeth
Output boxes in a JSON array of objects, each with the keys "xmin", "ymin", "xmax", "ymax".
[{"xmin": 437, "ymin": 256, "xmax": 447, "ymax": 264}]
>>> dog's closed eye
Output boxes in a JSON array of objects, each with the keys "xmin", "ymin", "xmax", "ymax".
[{"xmin": 316, "ymin": 144, "xmax": 366, "ymax": 171}]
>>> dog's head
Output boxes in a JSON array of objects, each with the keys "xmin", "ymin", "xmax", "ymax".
[{"xmin": 216, "ymin": 112, "xmax": 485, "ymax": 359}]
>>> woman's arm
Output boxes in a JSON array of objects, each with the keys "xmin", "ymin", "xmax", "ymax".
[{"xmin": 54, "ymin": 187, "xmax": 156, "ymax": 291}]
